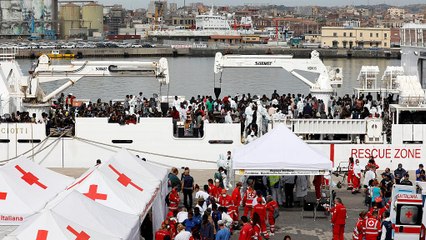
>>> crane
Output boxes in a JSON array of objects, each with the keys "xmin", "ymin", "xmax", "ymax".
[
  {"xmin": 0, "ymin": 54, "xmax": 169, "ymax": 116},
  {"xmin": 213, "ymin": 50, "xmax": 343, "ymax": 112}
]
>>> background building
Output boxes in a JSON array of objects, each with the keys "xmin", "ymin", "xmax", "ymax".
[
  {"xmin": 321, "ymin": 26, "xmax": 391, "ymax": 49},
  {"xmin": 0, "ymin": 0, "xmax": 58, "ymax": 38}
]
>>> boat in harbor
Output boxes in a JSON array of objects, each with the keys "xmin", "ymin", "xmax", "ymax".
[
  {"xmin": 39, "ymin": 50, "xmax": 75, "ymax": 59},
  {"xmin": 0, "ymin": 23, "xmax": 425, "ymax": 171}
]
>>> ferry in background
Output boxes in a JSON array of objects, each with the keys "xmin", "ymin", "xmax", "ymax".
[
  {"xmin": 0, "ymin": 24, "xmax": 426, "ymax": 171},
  {"xmin": 148, "ymin": 8, "xmax": 256, "ymax": 47}
]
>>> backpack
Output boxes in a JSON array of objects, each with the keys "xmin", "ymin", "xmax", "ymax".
[
  {"xmin": 273, "ymin": 208, "xmax": 280, "ymax": 219},
  {"xmin": 165, "ymin": 193, "xmax": 170, "ymax": 206}
]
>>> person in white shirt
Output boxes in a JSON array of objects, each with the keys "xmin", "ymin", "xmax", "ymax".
[
  {"xmin": 173, "ymin": 96, "xmax": 181, "ymax": 109},
  {"xmin": 352, "ymin": 159, "xmax": 363, "ymax": 193},
  {"xmin": 224, "ymin": 111, "xmax": 233, "ymax": 123},
  {"xmin": 175, "ymin": 224, "xmax": 191, "ymax": 240},
  {"xmin": 363, "ymin": 167, "xmax": 376, "ymax": 187},
  {"xmin": 176, "ymin": 208, "xmax": 188, "ymax": 223}
]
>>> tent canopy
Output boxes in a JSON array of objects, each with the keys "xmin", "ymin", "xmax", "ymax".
[
  {"xmin": 0, "ymin": 157, "xmax": 74, "ymax": 225},
  {"xmin": 233, "ymin": 125, "xmax": 332, "ymax": 175},
  {"xmin": 6, "ymin": 190, "xmax": 140, "ymax": 240},
  {"xmin": 66, "ymin": 156, "xmax": 160, "ymax": 217}
]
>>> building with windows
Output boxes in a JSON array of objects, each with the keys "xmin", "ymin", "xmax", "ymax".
[{"xmin": 321, "ymin": 26, "xmax": 391, "ymax": 49}]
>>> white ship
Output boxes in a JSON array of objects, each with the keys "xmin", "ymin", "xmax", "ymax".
[
  {"xmin": 148, "ymin": 8, "xmax": 253, "ymax": 45},
  {"xmin": 1, "ymin": 24, "xmax": 426, "ymax": 171}
]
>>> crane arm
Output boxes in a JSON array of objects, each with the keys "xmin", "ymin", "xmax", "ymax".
[
  {"xmin": 29, "ymin": 55, "xmax": 169, "ymax": 102},
  {"xmin": 214, "ymin": 50, "xmax": 341, "ymax": 91}
]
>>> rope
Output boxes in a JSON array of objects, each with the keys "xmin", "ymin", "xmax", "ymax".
[
  {"xmin": 0, "ymin": 129, "xmax": 71, "ymax": 164},
  {"xmin": 72, "ymin": 135, "xmax": 216, "ymax": 165}
]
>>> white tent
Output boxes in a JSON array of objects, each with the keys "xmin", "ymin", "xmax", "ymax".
[
  {"xmin": 66, "ymin": 158, "xmax": 159, "ymax": 218},
  {"xmin": 233, "ymin": 125, "xmax": 332, "ymax": 175},
  {"xmin": 112, "ymin": 149, "xmax": 169, "ymax": 232},
  {"xmin": 5, "ymin": 190, "xmax": 140, "ymax": 240},
  {"xmin": 0, "ymin": 157, "xmax": 74, "ymax": 225}
]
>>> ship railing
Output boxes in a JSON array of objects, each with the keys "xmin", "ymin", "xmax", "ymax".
[{"xmin": 290, "ymin": 119, "xmax": 369, "ymax": 135}]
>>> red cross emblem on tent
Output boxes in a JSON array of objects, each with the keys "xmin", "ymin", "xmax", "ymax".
[
  {"xmin": 67, "ymin": 225, "xmax": 90, "ymax": 240},
  {"xmin": 108, "ymin": 164, "xmax": 143, "ymax": 192},
  {"xmin": 84, "ymin": 184, "xmax": 107, "ymax": 201},
  {"xmin": 36, "ymin": 230, "xmax": 49, "ymax": 240},
  {"xmin": 15, "ymin": 165, "xmax": 47, "ymax": 189},
  {"xmin": 0, "ymin": 192, "xmax": 7, "ymax": 200},
  {"xmin": 405, "ymin": 210, "xmax": 413, "ymax": 219}
]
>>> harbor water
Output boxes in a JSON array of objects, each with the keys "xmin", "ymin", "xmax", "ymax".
[{"xmin": 17, "ymin": 57, "xmax": 400, "ymax": 101}]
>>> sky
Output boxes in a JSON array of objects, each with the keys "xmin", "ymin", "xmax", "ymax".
[{"xmin": 96, "ymin": 0, "xmax": 426, "ymax": 9}]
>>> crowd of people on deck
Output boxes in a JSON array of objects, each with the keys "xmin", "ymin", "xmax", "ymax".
[{"xmin": 0, "ymin": 90, "xmax": 394, "ymax": 139}]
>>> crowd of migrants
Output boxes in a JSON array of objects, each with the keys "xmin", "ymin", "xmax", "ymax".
[
  {"xmin": 153, "ymin": 156, "xmax": 426, "ymax": 240},
  {"xmin": 0, "ymin": 91, "xmax": 395, "ymax": 137}
]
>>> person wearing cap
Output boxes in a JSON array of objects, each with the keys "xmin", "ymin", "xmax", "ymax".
[
  {"xmin": 213, "ymin": 179, "xmax": 223, "ymax": 201},
  {"xmin": 265, "ymin": 195, "xmax": 279, "ymax": 236},
  {"xmin": 215, "ymin": 219, "xmax": 231, "ymax": 240},
  {"xmin": 219, "ymin": 189, "xmax": 233, "ymax": 209},
  {"xmin": 252, "ymin": 197, "xmax": 269, "ymax": 239}
]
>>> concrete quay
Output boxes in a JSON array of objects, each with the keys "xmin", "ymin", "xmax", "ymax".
[{"xmin": 13, "ymin": 47, "xmax": 401, "ymax": 59}]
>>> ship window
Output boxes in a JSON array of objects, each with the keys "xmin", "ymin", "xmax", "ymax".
[
  {"xmin": 0, "ymin": 139, "xmax": 10, "ymax": 143},
  {"xmin": 111, "ymin": 140, "xmax": 133, "ymax": 144},
  {"xmin": 208, "ymin": 140, "xmax": 233, "ymax": 144},
  {"xmin": 18, "ymin": 139, "xmax": 41, "ymax": 143}
]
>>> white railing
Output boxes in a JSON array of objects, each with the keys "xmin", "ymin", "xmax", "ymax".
[{"xmin": 291, "ymin": 119, "xmax": 368, "ymax": 134}]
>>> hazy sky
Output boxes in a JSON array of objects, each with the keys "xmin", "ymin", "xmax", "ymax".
[{"xmin": 97, "ymin": 0, "xmax": 425, "ymax": 9}]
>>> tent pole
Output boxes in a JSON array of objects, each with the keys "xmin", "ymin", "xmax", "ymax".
[{"xmin": 329, "ymin": 170, "xmax": 333, "ymax": 210}]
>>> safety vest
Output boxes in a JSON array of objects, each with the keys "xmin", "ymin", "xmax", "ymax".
[{"xmin": 363, "ymin": 217, "xmax": 381, "ymax": 239}]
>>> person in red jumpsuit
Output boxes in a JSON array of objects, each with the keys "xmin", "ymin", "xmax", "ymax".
[
  {"xmin": 213, "ymin": 179, "xmax": 223, "ymax": 201},
  {"xmin": 252, "ymin": 212, "xmax": 263, "ymax": 240},
  {"xmin": 363, "ymin": 211, "xmax": 381, "ymax": 240},
  {"xmin": 231, "ymin": 182, "xmax": 242, "ymax": 227},
  {"xmin": 208, "ymin": 179, "xmax": 216, "ymax": 196},
  {"xmin": 313, "ymin": 175, "xmax": 324, "ymax": 200},
  {"xmin": 155, "ymin": 223, "xmax": 171, "ymax": 240},
  {"xmin": 352, "ymin": 211, "xmax": 367, "ymax": 240},
  {"xmin": 347, "ymin": 157, "xmax": 354, "ymax": 190},
  {"xmin": 252, "ymin": 197, "xmax": 269, "ymax": 239},
  {"xmin": 242, "ymin": 185, "xmax": 256, "ymax": 217},
  {"xmin": 219, "ymin": 189, "xmax": 233, "ymax": 208},
  {"xmin": 265, "ymin": 195, "xmax": 279, "ymax": 236},
  {"xmin": 331, "ymin": 197, "xmax": 347, "ymax": 240},
  {"xmin": 238, "ymin": 216, "xmax": 253, "ymax": 240},
  {"xmin": 168, "ymin": 186, "xmax": 180, "ymax": 215}
]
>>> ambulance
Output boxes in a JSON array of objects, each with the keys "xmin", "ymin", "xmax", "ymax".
[{"xmin": 389, "ymin": 184, "xmax": 426, "ymax": 240}]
